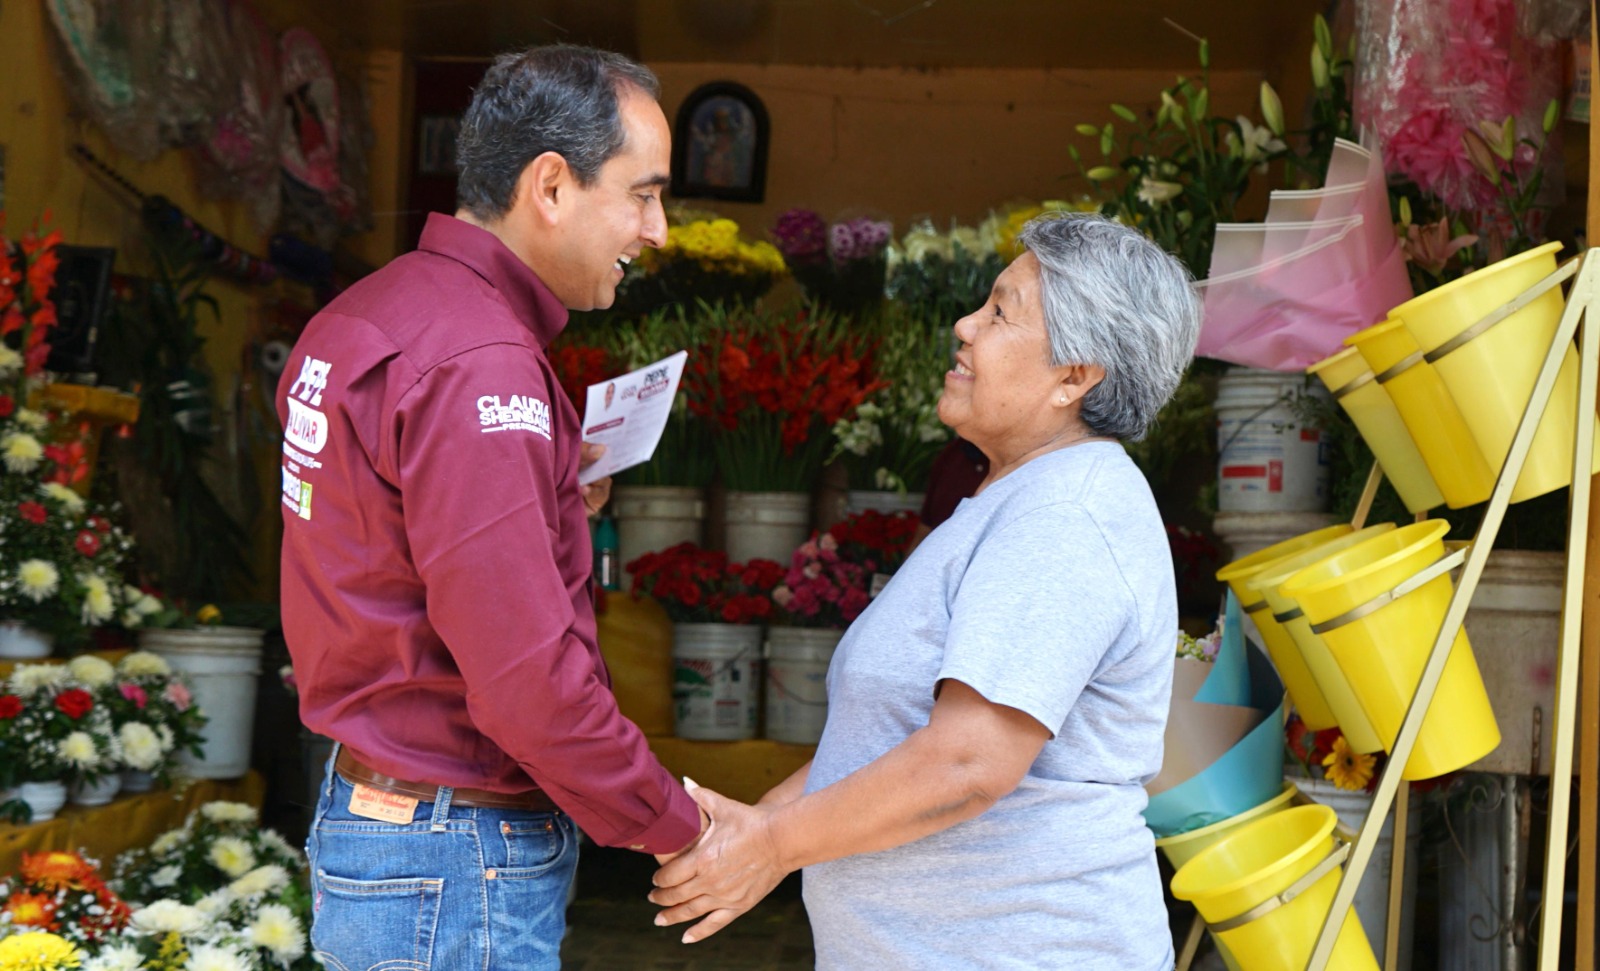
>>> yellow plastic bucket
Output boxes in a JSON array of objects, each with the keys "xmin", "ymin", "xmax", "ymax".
[
  {"xmin": 1156, "ymin": 781, "xmax": 1301, "ymax": 871},
  {"xmin": 1345, "ymin": 320, "xmax": 1494, "ymax": 509},
  {"xmin": 1393, "ymin": 242, "xmax": 1600, "ymax": 503},
  {"xmin": 1215, "ymin": 525, "xmax": 1352, "ymax": 731},
  {"xmin": 1171, "ymin": 804, "xmax": 1378, "ymax": 971},
  {"xmin": 1246, "ymin": 524, "xmax": 1396, "ymax": 754},
  {"xmin": 1279, "ymin": 521, "xmax": 1500, "ymax": 780},
  {"xmin": 1306, "ymin": 347, "xmax": 1443, "ymax": 514}
]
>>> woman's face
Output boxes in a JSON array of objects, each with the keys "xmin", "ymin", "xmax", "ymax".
[{"xmin": 937, "ymin": 251, "xmax": 1071, "ymax": 456}]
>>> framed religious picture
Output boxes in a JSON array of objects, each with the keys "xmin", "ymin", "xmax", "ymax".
[
  {"xmin": 417, "ymin": 115, "xmax": 460, "ymax": 176},
  {"xmin": 671, "ymin": 82, "xmax": 769, "ymax": 203}
]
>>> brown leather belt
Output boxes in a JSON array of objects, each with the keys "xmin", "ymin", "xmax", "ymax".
[{"xmin": 334, "ymin": 747, "xmax": 559, "ymax": 813}]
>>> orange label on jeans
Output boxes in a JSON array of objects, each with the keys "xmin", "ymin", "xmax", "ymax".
[{"xmin": 348, "ymin": 783, "xmax": 418, "ymax": 824}]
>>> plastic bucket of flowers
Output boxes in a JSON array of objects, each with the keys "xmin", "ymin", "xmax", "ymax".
[
  {"xmin": 140, "ymin": 620, "xmax": 263, "ymax": 779},
  {"xmin": 1305, "ymin": 347, "xmax": 1442, "ymax": 513}
]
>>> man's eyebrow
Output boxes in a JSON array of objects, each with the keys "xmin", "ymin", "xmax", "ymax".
[{"xmin": 631, "ymin": 174, "xmax": 671, "ymax": 190}]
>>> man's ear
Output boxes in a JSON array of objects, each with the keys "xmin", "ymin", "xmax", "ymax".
[{"xmin": 519, "ymin": 151, "xmax": 569, "ymax": 228}]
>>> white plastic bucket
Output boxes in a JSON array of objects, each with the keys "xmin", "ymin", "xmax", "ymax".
[
  {"xmin": 1216, "ymin": 368, "xmax": 1331, "ymax": 513},
  {"xmin": 672, "ymin": 623, "xmax": 761, "ymax": 740},
  {"xmin": 0, "ymin": 622, "xmax": 52, "ymax": 659},
  {"xmin": 613, "ymin": 486, "xmax": 706, "ymax": 585},
  {"xmin": 724, "ymin": 491, "xmax": 811, "ymax": 565},
  {"xmin": 844, "ymin": 490, "xmax": 925, "ymax": 516},
  {"xmin": 764, "ymin": 626, "xmax": 843, "ymax": 744},
  {"xmin": 141, "ymin": 626, "xmax": 264, "ymax": 778}
]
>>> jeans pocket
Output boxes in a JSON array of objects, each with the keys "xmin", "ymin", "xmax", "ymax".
[
  {"xmin": 493, "ymin": 814, "xmax": 566, "ymax": 872},
  {"xmin": 312, "ymin": 870, "xmax": 444, "ymax": 971}
]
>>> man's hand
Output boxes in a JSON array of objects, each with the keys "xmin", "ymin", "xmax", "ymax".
[
  {"xmin": 654, "ymin": 799, "xmax": 712, "ymax": 866},
  {"xmin": 579, "ymin": 442, "xmax": 611, "ymax": 517},
  {"xmin": 649, "ymin": 781, "xmax": 787, "ymax": 943}
]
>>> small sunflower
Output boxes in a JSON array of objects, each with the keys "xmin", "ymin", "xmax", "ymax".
[{"xmin": 1321, "ymin": 734, "xmax": 1377, "ymax": 791}]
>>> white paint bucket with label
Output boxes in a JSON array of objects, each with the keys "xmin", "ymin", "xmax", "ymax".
[
  {"xmin": 672, "ymin": 623, "xmax": 761, "ymax": 741},
  {"xmin": 764, "ymin": 627, "xmax": 844, "ymax": 745},
  {"xmin": 1216, "ymin": 368, "xmax": 1330, "ymax": 513}
]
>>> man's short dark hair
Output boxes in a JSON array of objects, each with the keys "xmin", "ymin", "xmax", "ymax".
[{"xmin": 455, "ymin": 45, "xmax": 660, "ymax": 221}]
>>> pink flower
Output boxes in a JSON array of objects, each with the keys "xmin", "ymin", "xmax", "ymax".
[
  {"xmin": 818, "ymin": 534, "xmax": 838, "ymax": 553},
  {"xmin": 840, "ymin": 587, "xmax": 871, "ymax": 622},
  {"xmin": 803, "ymin": 562, "xmax": 823, "ymax": 580},
  {"xmin": 118, "ymin": 682, "xmax": 148, "ymax": 709},
  {"xmin": 164, "ymin": 681, "xmax": 192, "ymax": 711},
  {"xmin": 772, "ymin": 585, "xmax": 794, "ymax": 608},
  {"xmin": 789, "ymin": 585, "xmax": 822, "ymax": 616}
]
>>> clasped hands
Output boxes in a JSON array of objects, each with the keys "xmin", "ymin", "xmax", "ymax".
[{"xmin": 649, "ymin": 779, "xmax": 789, "ymax": 944}]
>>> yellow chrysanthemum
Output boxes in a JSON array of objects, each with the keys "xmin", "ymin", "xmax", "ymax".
[
  {"xmin": 79, "ymin": 574, "xmax": 114, "ymax": 625},
  {"xmin": 0, "ymin": 346, "xmax": 23, "ymax": 376},
  {"xmin": 207, "ymin": 836, "xmax": 256, "ymax": 878},
  {"xmin": 57, "ymin": 731, "xmax": 99, "ymax": 768},
  {"xmin": 12, "ymin": 409, "xmax": 48, "ymax": 432},
  {"xmin": 37, "ymin": 483, "xmax": 84, "ymax": 512},
  {"xmin": 66, "ymin": 654, "xmax": 114, "ymax": 688},
  {"xmin": 117, "ymin": 651, "xmax": 171, "ymax": 677},
  {"xmin": 228, "ymin": 863, "xmax": 290, "ymax": 898},
  {"xmin": 1321, "ymin": 734, "xmax": 1377, "ymax": 791},
  {"xmin": 247, "ymin": 903, "xmax": 307, "ymax": 962},
  {"xmin": 16, "ymin": 560, "xmax": 60, "ymax": 602},
  {"xmin": 2, "ymin": 432, "xmax": 43, "ymax": 473},
  {"xmin": 118, "ymin": 722, "xmax": 165, "ymax": 771},
  {"xmin": 201, "ymin": 800, "xmax": 258, "ymax": 825},
  {"xmin": 0, "ymin": 931, "xmax": 83, "ymax": 971},
  {"xmin": 195, "ymin": 604, "xmax": 222, "ymax": 625}
]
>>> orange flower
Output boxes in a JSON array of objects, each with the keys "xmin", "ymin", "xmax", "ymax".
[
  {"xmin": 21, "ymin": 850, "xmax": 94, "ymax": 890},
  {"xmin": 2, "ymin": 890, "xmax": 59, "ymax": 928},
  {"xmin": 1321, "ymin": 734, "xmax": 1377, "ymax": 791}
]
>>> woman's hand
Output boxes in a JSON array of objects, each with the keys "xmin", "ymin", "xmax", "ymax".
[{"xmin": 649, "ymin": 782, "xmax": 789, "ymax": 943}]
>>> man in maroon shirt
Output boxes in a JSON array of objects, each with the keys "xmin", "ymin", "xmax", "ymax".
[{"xmin": 279, "ymin": 46, "xmax": 704, "ymax": 969}]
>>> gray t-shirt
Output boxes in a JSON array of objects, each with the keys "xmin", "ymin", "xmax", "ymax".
[{"xmin": 803, "ymin": 442, "xmax": 1175, "ymax": 970}]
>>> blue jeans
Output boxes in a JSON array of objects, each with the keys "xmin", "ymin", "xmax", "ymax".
[{"xmin": 307, "ymin": 747, "xmax": 579, "ymax": 971}]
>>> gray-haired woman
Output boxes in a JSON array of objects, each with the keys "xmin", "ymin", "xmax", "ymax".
[{"xmin": 649, "ymin": 213, "xmax": 1202, "ymax": 970}]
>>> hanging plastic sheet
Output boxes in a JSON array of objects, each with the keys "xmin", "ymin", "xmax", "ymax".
[
  {"xmin": 153, "ymin": 0, "xmax": 237, "ymax": 146},
  {"xmin": 47, "ymin": 0, "xmax": 163, "ymax": 159},
  {"xmin": 196, "ymin": 0, "xmax": 284, "ymax": 231},
  {"xmin": 1195, "ymin": 139, "xmax": 1414, "ymax": 370}
]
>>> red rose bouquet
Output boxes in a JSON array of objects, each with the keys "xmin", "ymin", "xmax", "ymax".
[
  {"xmin": 689, "ymin": 303, "xmax": 886, "ymax": 492},
  {"xmin": 626, "ymin": 543, "xmax": 785, "ymax": 625},
  {"xmin": 0, "ymin": 850, "xmax": 131, "ymax": 947}
]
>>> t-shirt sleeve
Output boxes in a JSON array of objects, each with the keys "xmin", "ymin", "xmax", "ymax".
[
  {"xmin": 937, "ymin": 502, "xmax": 1134, "ymax": 736},
  {"xmin": 393, "ymin": 344, "xmax": 698, "ymax": 854}
]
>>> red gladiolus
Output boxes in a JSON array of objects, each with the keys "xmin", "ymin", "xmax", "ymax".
[
  {"xmin": 0, "ymin": 395, "xmax": 14, "ymax": 417},
  {"xmin": 17, "ymin": 501, "xmax": 46, "ymax": 524},
  {"xmin": 75, "ymin": 530, "xmax": 101, "ymax": 557},
  {"xmin": 54, "ymin": 688, "xmax": 94, "ymax": 719},
  {"xmin": 0, "ymin": 694, "xmax": 22, "ymax": 718}
]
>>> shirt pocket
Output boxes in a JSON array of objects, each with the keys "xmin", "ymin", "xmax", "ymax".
[{"xmin": 311, "ymin": 870, "xmax": 444, "ymax": 971}]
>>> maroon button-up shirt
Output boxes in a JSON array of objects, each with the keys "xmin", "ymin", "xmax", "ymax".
[{"xmin": 278, "ymin": 213, "xmax": 698, "ymax": 853}]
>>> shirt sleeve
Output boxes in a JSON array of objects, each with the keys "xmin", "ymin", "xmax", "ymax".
[
  {"xmin": 937, "ymin": 502, "xmax": 1135, "ymax": 736},
  {"xmin": 393, "ymin": 345, "xmax": 699, "ymax": 853}
]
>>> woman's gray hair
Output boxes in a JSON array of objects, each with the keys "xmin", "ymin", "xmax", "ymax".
[
  {"xmin": 1017, "ymin": 214, "xmax": 1202, "ymax": 442},
  {"xmin": 455, "ymin": 45, "xmax": 660, "ymax": 221}
]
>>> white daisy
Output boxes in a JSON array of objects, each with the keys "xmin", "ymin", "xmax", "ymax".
[
  {"xmin": 256, "ymin": 829, "xmax": 300, "ymax": 864},
  {"xmin": 150, "ymin": 863, "xmax": 182, "ymax": 889},
  {"xmin": 13, "ymin": 408, "xmax": 48, "ymax": 432},
  {"xmin": 84, "ymin": 943, "xmax": 144, "ymax": 971},
  {"xmin": 79, "ymin": 573, "xmax": 114, "ymax": 625},
  {"xmin": 194, "ymin": 887, "xmax": 233, "ymax": 919},
  {"xmin": 0, "ymin": 346, "xmax": 23, "ymax": 376},
  {"xmin": 150, "ymin": 830, "xmax": 187, "ymax": 857}
]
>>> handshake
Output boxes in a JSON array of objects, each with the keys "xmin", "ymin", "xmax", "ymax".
[{"xmin": 646, "ymin": 777, "xmax": 793, "ymax": 945}]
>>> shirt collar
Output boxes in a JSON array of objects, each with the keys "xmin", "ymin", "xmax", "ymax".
[{"xmin": 417, "ymin": 212, "xmax": 569, "ymax": 347}]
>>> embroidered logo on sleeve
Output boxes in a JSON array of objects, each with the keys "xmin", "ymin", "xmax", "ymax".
[
  {"xmin": 284, "ymin": 356, "xmax": 333, "ymax": 454},
  {"xmin": 477, "ymin": 394, "xmax": 552, "ymax": 440}
]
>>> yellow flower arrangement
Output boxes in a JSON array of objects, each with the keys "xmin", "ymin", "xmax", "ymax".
[
  {"xmin": 639, "ymin": 218, "xmax": 786, "ymax": 277},
  {"xmin": 614, "ymin": 214, "xmax": 786, "ymax": 314},
  {"xmin": 0, "ymin": 932, "xmax": 82, "ymax": 971}
]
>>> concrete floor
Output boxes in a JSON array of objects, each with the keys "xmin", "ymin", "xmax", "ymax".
[{"xmin": 562, "ymin": 846, "xmax": 815, "ymax": 971}]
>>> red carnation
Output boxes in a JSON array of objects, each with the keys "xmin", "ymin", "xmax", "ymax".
[
  {"xmin": 87, "ymin": 516, "xmax": 110, "ymax": 533},
  {"xmin": 54, "ymin": 688, "xmax": 94, "ymax": 719},
  {"xmin": 17, "ymin": 501, "xmax": 46, "ymax": 524},
  {"xmin": 75, "ymin": 530, "xmax": 100, "ymax": 557},
  {"xmin": 0, "ymin": 694, "xmax": 22, "ymax": 719},
  {"xmin": 0, "ymin": 395, "xmax": 14, "ymax": 418}
]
